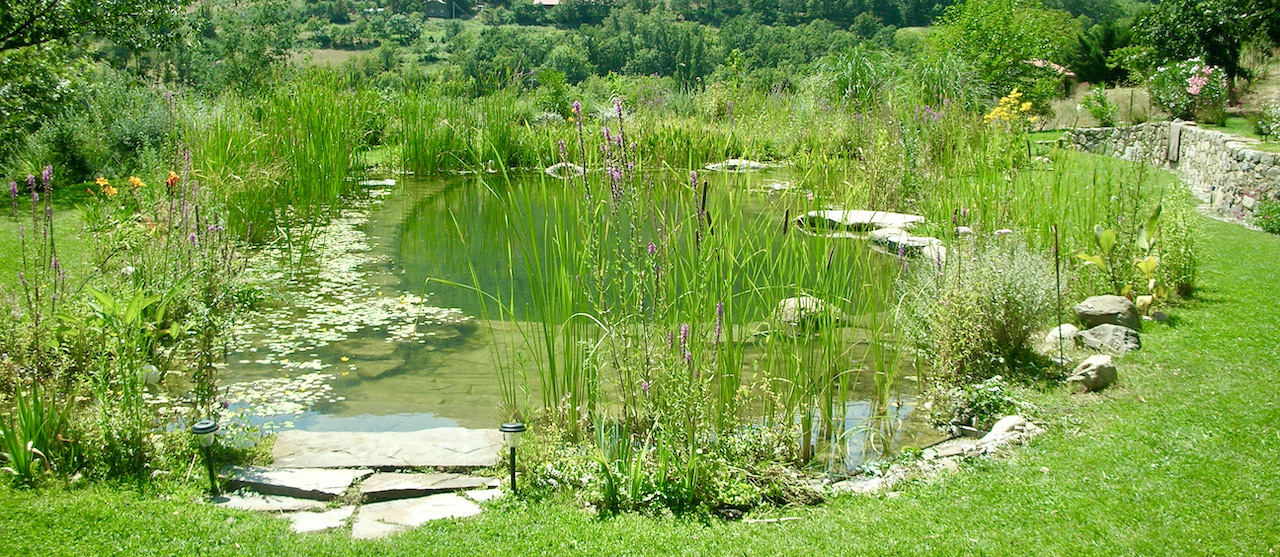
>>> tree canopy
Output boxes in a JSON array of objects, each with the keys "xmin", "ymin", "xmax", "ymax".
[{"xmin": 0, "ymin": 0, "xmax": 187, "ymax": 53}]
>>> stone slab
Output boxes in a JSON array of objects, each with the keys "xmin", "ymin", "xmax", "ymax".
[
  {"xmin": 212, "ymin": 492, "xmax": 326, "ymax": 512},
  {"xmin": 350, "ymin": 493, "xmax": 483, "ymax": 539},
  {"xmin": 226, "ymin": 465, "xmax": 373, "ymax": 500},
  {"xmin": 273, "ymin": 428, "xmax": 503, "ymax": 469},
  {"xmin": 359, "ymin": 473, "xmax": 500, "ymax": 502},
  {"xmin": 289, "ymin": 506, "xmax": 356, "ymax": 533},
  {"xmin": 799, "ymin": 209, "xmax": 924, "ymax": 231}
]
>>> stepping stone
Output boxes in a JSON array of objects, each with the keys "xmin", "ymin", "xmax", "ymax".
[
  {"xmin": 289, "ymin": 506, "xmax": 355, "ymax": 533},
  {"xmin": 273, "ymin": 428, "xmax": 503, "ymax": 469},
  {"xmin": 226, "ymin": 465, "xmax": 373, "ymax": 500},
  {"xmin": 464, "ymin": 489, "xmax": 507, "ymax": 503},
  {"xmin": 798, "ymin": 210, "xmax": 924, "ymax": 232},
  {"xmin": 350, "ymin": 493, "xmax": 483, "ymax": 540},
  {"xmin": 359, "ymin": 473, "xmax": 500, "ymax": 502},
  {"xmin": 212, "ymin": 492, "xmax": 326, "ymax": 512}
]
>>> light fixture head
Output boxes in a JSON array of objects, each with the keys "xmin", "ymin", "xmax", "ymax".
[
  {"xmin": 193, "ymin": 419, "xmax": 219, "ymax": 447},
  {"xmin": 500, "ymin": 422, "xmax": 526, "ymax": 448}
]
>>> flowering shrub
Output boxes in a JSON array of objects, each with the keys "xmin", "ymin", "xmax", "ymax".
[
  {"xmin": 1148, "ymin": 59, "xmax": 1228, "ymax": 121},
  {"xmin": 983, "ymin": 88, "xmax": 1037, "ymax": 126},
  {"xmin": 1256, "ymin": 98, "xmax": 1280, "ymax": 138}
]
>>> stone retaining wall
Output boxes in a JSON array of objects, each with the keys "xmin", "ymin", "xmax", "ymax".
[{"xmin": 1061, "ymin": 122, "xmax": 1280, "ymax": 220}]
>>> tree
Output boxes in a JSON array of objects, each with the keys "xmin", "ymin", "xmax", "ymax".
[
  {"xmin": 0, "ymin": 0, "xmax": 187, "ymax": 53},
  {"xmin": 1133, "ymin": 0, "xmax": 1278, "ymax": 102}
]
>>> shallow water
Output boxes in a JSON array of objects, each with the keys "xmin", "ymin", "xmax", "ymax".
[{"xmin": 222, "ymin": 171, "xmax": 945, "ymax": 466}]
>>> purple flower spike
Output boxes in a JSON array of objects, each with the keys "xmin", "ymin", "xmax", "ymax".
[
  {"xmin": 680, "ymin": 323, "xmax": 690, "ymax": 349},
  {"xmin": 189, "ymin": 232, "xmax": 199, "ymax": 246},
  {"xmin": 572, "ymin": 101, "xmax": 581, "ymax": 115},
  {"xmin": 604, "ymin": 126, "xmax": 612, "ymax": 144},
  {"xmin": 647, "ymin": 241, "xmax": 657, "ymax": 255},
  {"xmin": 614, "ymin": 98, "xmax": 623, "ymax": 119},
  {"xmin": 714, "ymin": 302, "xmax": 724, "ymax": 344},
  {"xmin": 684, "ymin": 351, "xmax": 694, "ymax": 366},
  {"xmin": 41, "ymin": 166, "xmax": 52, "ymax": 187},
  {"xmin": 641, "ymin": 380, "xmax": 650, "ymax": 395},
  {"xmin": 27, "ymin": 174, "xmax": 36, "ymax": 191},
  {"xmin": 689, "ymin": 171, "xmax": 698, "ymax": 190},
  {"xmin": 8, "ymin": 181, "xmax": 16, "ymax": 198}
]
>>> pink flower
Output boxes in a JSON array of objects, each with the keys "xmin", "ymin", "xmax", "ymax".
[{"xmin": 1186, "ymin": 75, "xmax": 1209, "ymax": 96}]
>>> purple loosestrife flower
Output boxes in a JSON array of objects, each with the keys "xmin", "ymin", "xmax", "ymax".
[
  {"xmin": 189, "ymin": 232, "xmax": 199, "ymax": 246},
  {"xmin": 8, "ymin": 181, "xmax": 16, "ymax": 199},
  {"xmin": 685, "ymin": 351, "xmax": 693, "ymax": 366},
  {"xmin": 572, "ymin": 100, "xmax": 581, "ymax": 115},
  {"xmin": 558, "ymin": 139, "xmax": 567, "ymax": 159},
  {"xmin": 604, "ymin": 126, "xmax": 613, "ymax": 145},
  {"xmin": 640, "ymin": 380, "xmax": 650, "ymax": 395},
  {"xmin": 41, "ymin": 165, "xmax": 52, "ymax": 187},
  {"xmin": 714, "ymin": 302, "xmax": 724, "ymax": 345},
  {"xmin": 680, "ymin": 323, "xmax": 690, "ymax": 351},
  {"xmin": 647, "ymin": 241, "xmax": 657, "ymax": 255},
  {"xmin": 614, "ymin": 98, "xmax": 623, "ymax": 120},
  {"xmin": 689, "ymin": 170, "xmax": 698, "ymax": 189},
  {"xmin": 897, "ymin": 243, "xmax": 906, "ymax": 260}
]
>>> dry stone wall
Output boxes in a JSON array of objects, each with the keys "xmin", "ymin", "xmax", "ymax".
[{"xmin": 1061, "ymin": 122, "xmax": 1280, "ymax": 220}]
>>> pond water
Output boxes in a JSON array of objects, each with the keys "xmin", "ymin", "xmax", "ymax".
[{"xmin": 222, "ymin": 171, "xmax": 946, "ymax": 468}]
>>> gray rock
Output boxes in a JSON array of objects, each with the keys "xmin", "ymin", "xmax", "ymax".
[
  {"xmin": 1079, "ymin": 324, "xmax": 1141, "ymax": 355},
  {"xmin": 869, "ymin": 228, "xmax": 944, "ymax": 257},
  {"xmin": 359, "ymin": 473, "xmax": 500, "ymax": 502},
  {"xmin": 544, "ymin": 162, "xmax": 585, "ymax": 179},
  {"xmin": 1074, "ymin": 295, "xmax": 1141, "ymax": 330},
  {"xmin": 1041, "ymin": 324, "xmax": 1080, "ymax": 352},
  {"xmin": 351, "ymin": 493, "xmax": 483, "ymax": 539},
  {"xmin": 289, "ymin": 506, "xmax": 356, "ymax": 533},
  {"xmin": 211, "ymin": 492, "xmax": 327, "ymax": 512},
  {"xmin": 797, "ymin": 209, "xmax": 924, "ymax": 232},
  {"xmin": 704, "ymin": 158, "xmax": 768, "ymax": 172},
  {"xmin": 273, "ymin": 428, "xmax": 503, "ymax": 469},
  {"xmin": 1066, "ymin": 354, "xmax": 1117, "ymax": 392},
  {"xmin": 772, "ymin": 296, "xmax": 847, "ymax": 332},
  {"xmin": 225, "ymin": 466, "xmax": 373, "ymax": 500}
]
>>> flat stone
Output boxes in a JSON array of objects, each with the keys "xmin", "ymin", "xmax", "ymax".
[
  {"xmin": 1080, "ymin": 324, "xmax": 1141, "ymax": 355},
  {"xmin": 351, "ymin": 493, "xmax": 483, "ymax": 539},
  {"xmin": 1074, "ymin": 295, "xmax": 1141, "ymax": 331},
  {"xmin": 359, "ymin": 473, "xmax": 500, "ymax": 502},
  {"xmin": 1067, "ymin": 354, "xmax": 1117, "ymax": 392},
  {"xmin": 289, "ymin": 506, "xmax": 356, "ymax": 533},
  {"xmin": 869, "ymin": 227, "xmax": 943, "ymax": 256},
  {"xmin": 797, "ymin": 210, "xmax": 924, "ymax": 232},
  {"xmin": 705, "ymin": 158, "xmax": 768, "ymax": 172},
  {"xmin": 211, "ymin": 492, "xmax": 326, "ymax": 512},
  {"xmin": 273, "ymin": 428, "xmax": 503, "ymax": 469},
  {"xmin": 226, "ymin": 466, "xmax": 374, "ymax": 500},
  {"xmin": 544, "ymin": 162, "xmax": 585, "ymax": 179},
  {"xmin": 464, "ymin": 489, "xmax": 507, "ymax": 503}
]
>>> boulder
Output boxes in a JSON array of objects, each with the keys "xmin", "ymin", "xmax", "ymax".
[
  {"xmin": 1066, "ymin": 354, "xmax": 1117, "ymax": 392},
  {"xmin": 1079, "ymin": 324, "xmax": 1141, "ymax": 355},
  {"xmin": 1074, "ymin": 295, "xmax": 1141, "ymax": 330},
  {"xmin": 772, "ymin": 296, "xmax": 847, "ymax": 332},
  {"xmin": 1041, "ymin": 324, "xmax": 1080, "ymax": 352}
]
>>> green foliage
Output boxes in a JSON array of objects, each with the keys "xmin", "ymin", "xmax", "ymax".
[
  {"xmin": 0, "ymin": 382, "xmax": 73, "ymax": 485},
  {"xmin": 1063, "ymin": 21, "xmax": 1131, "ymax": 85},
  {"xmin": 898, "ymin": 237, "xmax": 1058, "ymax": 387},
  {"xmin": 928, "ymin": 0, "xmax": 1081, "ymax": 105},
  {"xmin": 1148, "ymin": 59, "xmax": 1228, "ymax": 123},
  {"xmin": 1253, "ymin": 199, "xmax": 1280, "ymax": 235},
  {"xmin": 1082, "ymin": 86, "xmax": 1117, "ymax": 127},
  {"xmin": 1132, "ymin": 0, "xmax": 1278, "ymax": 96},
  {"xmin": 809, "ymin": 44, "xmax": 900, "ymax": 110},
  {"xmin": 0, "ymin": 0, "xmax": 185, "ymax": 53}
]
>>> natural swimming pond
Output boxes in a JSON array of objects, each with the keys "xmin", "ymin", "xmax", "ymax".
[{"xmin": 222, "ymin": 170, "xmax": 946, "ymax": 469}]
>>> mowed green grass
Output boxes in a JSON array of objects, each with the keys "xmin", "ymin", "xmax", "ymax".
[{"xmin": 3, "ymin": 217, "xmax": 1280, "ymax": 556}]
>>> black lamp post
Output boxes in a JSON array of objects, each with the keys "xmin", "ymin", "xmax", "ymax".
[
  {"xmin": 192, "ymin": 419, "xmax": 220, "ymax": 496},
  {"xmin": 500, "ymin": 422, "xmax": 526, "ymax": 494}
]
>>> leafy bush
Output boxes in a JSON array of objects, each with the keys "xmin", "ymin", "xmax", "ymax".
[
  {"xmin": 1083, "ymin": 86, "xmax": 1118, "ymax": 127},
  {"xmin": 1256, "ymin": 98, "xmax": 1280, "ymax": 139},
  {"xmin": 1253, "ymin": 199, "xmax": 1280, "ymax": 235},
  {"xmin": 897, "ymin": 237, "xmax": 1058, "ymax": 387},
  {"xmin": 1148, "ymin": 59, "xmax": 1228, "ymax": 122}
]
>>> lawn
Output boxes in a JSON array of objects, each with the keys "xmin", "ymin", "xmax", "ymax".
[{"xmin": 2, "ymin": 214, "xmax": 1278, "ymax": 556}]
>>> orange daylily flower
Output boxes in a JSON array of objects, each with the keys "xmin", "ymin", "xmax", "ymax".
[{"xmin": 166, "ymin": 171, "xmax": 180, "ymax": 188}]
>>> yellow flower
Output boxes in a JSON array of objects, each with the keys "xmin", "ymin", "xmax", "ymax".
[
  {"xmin": 128, "ymin": 176, "xmax": 145, "ymax": 188},
  {"xmin": 103, "ymin": 184, "xmax": 118, "ymax": 197},
  {"xmin": 1020, "ymin": 102, "xmax": 1033, "ymax": 112},
  {"xmin": 166, "ymin": 171, "xmax": 180, "ymax": 188},
  {"xmin": 95, "ymin": 177, "xmax": 109, "ymax": 187}
]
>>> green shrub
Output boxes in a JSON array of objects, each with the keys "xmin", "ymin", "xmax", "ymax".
[
  {"xmin": 1148, "ymin": 59, "xmax": 1228, "ymax": 122},
  {"xmin": 1253, "ymin": 199, "xmax": 1280, "ymax": 235},
  {"xmin": 1083, "ymin": 86, "xmax": 1118, "ymax": 127},
  {"xmin": 897, "ymin": 237, "xmax": 1058, "ymax": 387}
]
